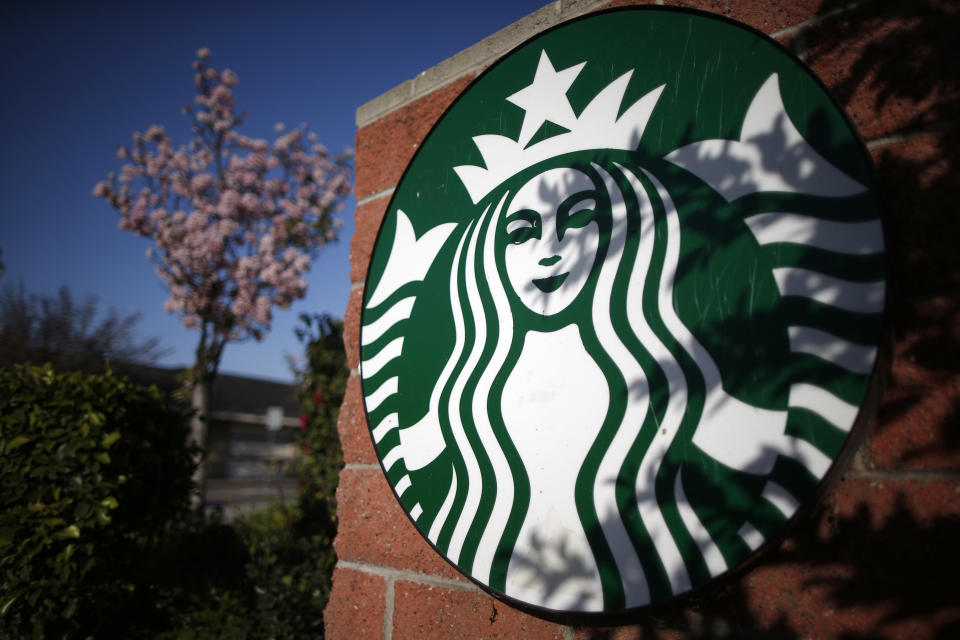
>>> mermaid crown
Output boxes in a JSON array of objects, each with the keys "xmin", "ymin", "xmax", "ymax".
[{"xmin": 454, "ymin": 50, "xmax": 664, "ymax": 204}]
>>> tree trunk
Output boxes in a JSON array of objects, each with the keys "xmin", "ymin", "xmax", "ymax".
[{"xmin": 189, "ymin": 377, "xmax": 210, "ymax": 508}]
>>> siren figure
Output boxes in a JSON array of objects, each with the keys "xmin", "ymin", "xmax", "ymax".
[{"xmin": 360, "ymin": 49, "xmax": 881, "ymax": 612}]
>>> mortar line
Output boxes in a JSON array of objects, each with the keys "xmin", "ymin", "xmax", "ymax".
[
  {"xmin": 770, "ymin": 0, "xmax": 866, "ymax": 39},
  {"xmin": 866, "ymin": 121, "xmax": 952, "ymax": 149},
  {"xmin": 407, "ymin": 61, "xmax": 485, "ymax": 107},
  {"xmin": 845, "ymin": 468, "xmax": 960, "ymax": 481},
  {"xmin": 338, "ymin": 560, "xmax": 479, "ymax": 592},
  {"xmin": 356, "ymin": 186, "xmax": 395, "ymax": 206},
  {"xmin": 383, "ymin": 576, "xmax": 395, "ymax": 640},
  {"xmin": 343, "ymin": 463, "xmax": 381, "ymax": 471},
  {"xmin": 793, "ymin": 26, "xmax": 809, "ymax": 62}
]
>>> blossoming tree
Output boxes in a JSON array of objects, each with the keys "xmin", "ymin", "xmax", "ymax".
[{"xmin": 94, "ymin": 48, "xmax": 352, "ymax": 470}]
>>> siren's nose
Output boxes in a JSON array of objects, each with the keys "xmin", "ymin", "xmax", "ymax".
[{"xmin": 538, "ymin": 255, "xmax": 561, "ymax": 267}]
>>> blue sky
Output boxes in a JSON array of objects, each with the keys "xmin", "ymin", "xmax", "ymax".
[{"xmin": 0, "ymin": 0, "xmax": 548, "ymax": 382}]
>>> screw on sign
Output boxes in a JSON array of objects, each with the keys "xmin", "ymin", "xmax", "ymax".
[{"xmin": 359, "ymin": 7, "xmax": 885, "ymax": 615}]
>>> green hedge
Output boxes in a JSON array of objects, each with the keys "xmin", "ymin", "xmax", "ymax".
[{"xmin": 0, "ymin": 364, "xmax": 195, "ymax": 638}]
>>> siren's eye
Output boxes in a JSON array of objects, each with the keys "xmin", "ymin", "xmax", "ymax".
[
  {"xmin": 505, "ymin": 210, "xmax": 541, "ymax": 245},
  {"xmin": 557, "ymin": 193, "xmax": 596, "ymax": 239}
]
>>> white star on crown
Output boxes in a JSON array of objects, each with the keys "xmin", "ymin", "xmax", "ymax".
[{"xmin": 454, "ymin": 50, "xmax": 664, "ymax": 204}]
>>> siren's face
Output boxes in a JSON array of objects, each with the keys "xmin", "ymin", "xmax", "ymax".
[{"xmin": 503, "ymin": 167, "xmax": 600, "ymax": 316}]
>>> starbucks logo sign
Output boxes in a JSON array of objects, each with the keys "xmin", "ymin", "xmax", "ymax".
[{"xmin": 360, "ymin": 8, "xmax": 885, "ymax": 613}]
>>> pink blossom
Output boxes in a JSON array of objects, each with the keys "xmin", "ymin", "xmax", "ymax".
[
  {"xmin": 273, "ymin": 131, "xmax": 299, "ymax": 153},
  {"xmin": 218, "ymin": 219, "xmax": 238, "ymax": 237},
  {"xmin": 258, "ymin": 235, "xmax": 275, "ymax": 254},
  {"xmin": 260, "ymin": 263, "xmax": 280, "ymax": 285},
  {"xmin": 246, "ymin": 153, "xmax": 266, "ymax": 170},
  {"xmin": 171, "ymin": 152, "xmax": 189, "ymax": 170},
  {"xmin": 215, "ymin": 190, "xmax": 238, "ymax": 217},
  {"xmin": 172, "ymin": 175, "xmax": 189, "ymax": 197},
  {"xmin": 240, "ymin": 192, "xmax": 258, "ymax": 211},
  {"xmin": 212, "ymin": 84, "xmax": 233, "ymax": 103},
  {"xmin": 150, "ymin": 208, "xmax": 169, "ymax": 224},
  {"xmin": 185, "ymin": 210, "xmax": 207, "ymax": 232},
  {"xmin": 293, "ymin": 254, "xmax": 310, "ymax": 272},
  {"xmin": 254, "ymin": 295, "xmax": 271, "ymax": 324},
  {"xmin": 93, "ymin": 47, "xmax": 352, "ymax": 373},
  {"xmin": 231, "ymin": 296, "xmax": 250, "ymax": 316},
  {"xmin": 236, "ymin": 256, "xmax": 259, "ymax": 276},
  {"xmin": 145, "ymin": 124, "xmax": 165, "ymax": 141},
  {"xmin": 207, "ymin": 236, "xmax": 224, "ymax": 254}
]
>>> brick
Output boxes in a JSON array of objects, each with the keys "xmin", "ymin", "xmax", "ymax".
[
  {"xmin": 600, "ymin": 0, "xmax": 823, "ymax": 35},
  {"xmin": 350, "ymin": 197, "xmax": 389, "ymax": 284},
  {"xmin": 597, "ymin": 0, "xmax": 659, "ymax": 11},
  {"xmin": 574, "ymin": 627, "xmax": 651, "ymax": 640},
  {"xmin": 334, "ymin": 467, "xmax": 467, "ymax": 580},
  {"xmin": 871, "ymin": 296, "xmax": 960, "ymax": 470},
  {"xmin": 392, "ymin": 581, "xmax": 567, "ymax": 640},
  {"xmin": 324, "ymin": 567, "xmax": 386, "ymax": 640},
  {"xmin": 343, "ymin": 286, "xmax": 363, "ymax": 371},
  {"xmin": 871, "ymin": 131, "xmax": 960, "ymax": 297},
  {"xmin": 338, "ymin": 375, "xmax": 377, "ymax": 464},
  {"xmin": 596, "ymin": 2, "xmax": 809, "ymax": 89},
  {"xmin": 774, "ymin": 32, "xmax": 798, "ymax": 57},
  {"xmin": 663, "ymin": 0, "xmax": 822, "ymax": 34},
  {"xmin": 805, "ymin": 0, "xmax": 960, "ymax": 142},
  {"xmin": 354, "ymin": 75, "xmax": 476, "ymax": 200}
]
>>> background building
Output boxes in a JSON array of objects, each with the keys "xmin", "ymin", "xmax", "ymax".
[{"xmin": 122, "ymin": 365, "xmax": 300, "ymax": 516}]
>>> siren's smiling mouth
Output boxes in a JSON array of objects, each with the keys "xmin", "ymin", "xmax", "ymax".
[{"xmin": 533, "ymin": 272, "xmax": 569, "ymax": 293}]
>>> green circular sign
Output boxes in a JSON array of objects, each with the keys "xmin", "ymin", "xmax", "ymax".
[{"xmin": 360, "ymin": 7, "xmax": 884, "ymax": 614}]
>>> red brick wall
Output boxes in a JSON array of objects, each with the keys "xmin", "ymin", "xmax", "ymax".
[{"xmin": 327, "ymin": 1, "xmax": 960, "ymax": 638}]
